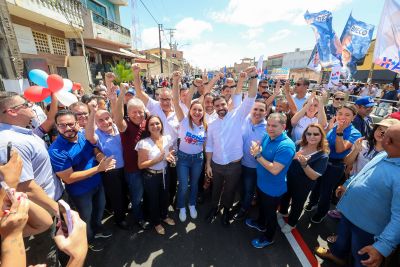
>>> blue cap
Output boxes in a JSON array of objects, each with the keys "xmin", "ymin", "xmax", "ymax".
[
  {"xmin": 355, "ymin": 96, "xmax": 375, "ymax": 107},
  {"xmin": 125, "ymin": 88, "xmax": 136, "ymax": 96}
]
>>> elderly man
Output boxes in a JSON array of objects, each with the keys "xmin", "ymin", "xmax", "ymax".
[
  {"xmin": 316, "ymin": 123, "xmax": 400, "ymax": 267},
  {"xmin": 205, "ymin": 66, "xmax": 258, "ymax": 226}
]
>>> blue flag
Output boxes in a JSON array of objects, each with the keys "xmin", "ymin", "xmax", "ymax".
[
  {"xmin": 339, "ymin": 14, "xmax": 374, "ymax": 77},
  {"xmin": 304, "ymin": 10, "xmax": 341, "ymax": 68}
]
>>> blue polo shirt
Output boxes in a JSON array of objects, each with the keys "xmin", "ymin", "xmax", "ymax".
[
  {"xmin": 49, "ymin": 131, "xmax": 102, "ymax": 197},
  {"xmin": 256, "ymin": 132, "xmax": 295, "ymax": 196},
  {"xmin": 327, "ymin": 124, "xmax": 361, "ymax": 159}
]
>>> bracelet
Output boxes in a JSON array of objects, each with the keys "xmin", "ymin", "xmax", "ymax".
[
  {"xmin": 248, "ymin": 74, "xmax": 258, "ymax": 80},
  {"xmin": 254, "ymin": 153, "xmax": 262, "ymax": 159},
  {"xmin": 336, "ymin": 132, "xmax": 344, "ymax": 137},
  {"xmin": 191, "ymin": 81, "xmax": 198, "ymax": 88}
]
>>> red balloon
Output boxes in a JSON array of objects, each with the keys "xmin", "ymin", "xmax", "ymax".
[
  {"xmin": 23, "ymin": 86, "xmax": 51, "ymax": 102},
  {"xmin": 72, "ymin": 82, "xmax": 82, "ymax": 91},
  {"xmin": 47, "ymin": 74, "xmax": 64, "ymax": 93}
]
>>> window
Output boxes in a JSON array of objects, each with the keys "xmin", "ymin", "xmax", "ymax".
[
  {"xmin": 32, "ymin": 31, "xmax": 50, "ymax": 53},
  {"xmin": 88, "ymin": 0, "xmax": 107, "ymax": 18},
  {"xmin": 51, "ymin": 36, "xmax": 67, "ymax": 55}
]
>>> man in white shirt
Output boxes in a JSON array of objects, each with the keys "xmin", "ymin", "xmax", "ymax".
[
  {"xmin": 293, "ymin": 78, "xmax": 311, "ymax": 110},
  {"xmin": 205, "ymin": 66, "xmax": 258, "ymax": 226}
]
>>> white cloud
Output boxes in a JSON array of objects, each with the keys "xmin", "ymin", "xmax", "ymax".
[
  {"xmin": 241, "ymin": 27, "xmax": 263, "ymax": 39},
  {"xmin": 267, "ymin": 29, "xmax": 292, "ymax": 43},
  {"xmin": 247, "ymin": 40, "xmax": 267, "ymax": 51},
  {"xmin": 211, "ymin": 0, "xmax": 351, "ymax": 27},
  {"xmin": 175, "ymin": 17, "xmax": 213, "ymax": 41},
  {"xmin": 140, "ymin": 27, "xmax": 168, "ymax": 49}
]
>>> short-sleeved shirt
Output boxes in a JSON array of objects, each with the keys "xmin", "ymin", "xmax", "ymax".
[
  {"xmin": 292, "ymin": 116, "xmax": 318, "ymax": 142},
  {"xmin": 351, "ymin": 140, "xmax": 381, "ymax": 176},
  {"xmin": 95, "ymin": 124, "xmax": 124, "ymax": 169},
  {"xmin": 256, "ymin": 132, "xmax": 296, "ymax": 196},
  {"xmin": 48, "ymin": 131, "xmax": 101, "ymax": 197},
  {"xmin": 327, "ymin": 124, "xmax": 361, "ymax": 159},
  {"xmin": 325, "ymin": 104, "xmax": 338, "ymax": 121},
  {"xmin": 146, "ymin": 98, "xmax": 180, "ymax": 145},
  {"xmin": 120, "ymin": 118, "xmax": 146, "ymax": 173},
  {"xmin": 0, "ymin": 123, "xmax": 63, "ymax": 200},
  {"xmin": 293, "ymin": 93, "xmax": 310, "ymax": 110},
  {"xmin": 178, "ymin": 117, "xmax": 206, "ymax": 155},
  {"xmin": 135, "ymin": 135, "xmax": 172, "ymax": 171}
]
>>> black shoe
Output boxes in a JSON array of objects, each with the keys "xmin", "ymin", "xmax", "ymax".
[
  {"xmin": 233, "ymin": 209, "xmax": 247, "ymax": 221},
  {"xmin": 116, "ymin": 220, "xmax": 133, "ymax": 231},
  {"xmin": 311, "ymin": 213, "xmax": 326, "ymax": 224},
  {"xmin": 221, "ymin": 207, "xmax": 230, "ymax": 226},
  {"xmin": 89, "ymin": 239, "xmax": 105, "ymax": 252},
  {"xmin": 94, "ymin": 228, "xmax": 113, "ymax": 239},
  {"xmin": 304, "ymin": 203, "xmax": 317, "ymax": 212},
  {"xmin": 138, "ymin": 220, "xmax": 150, "ymax": 230},
  {"xmin": 205, "ymin": 207, "xmax": 218, "ymax": 223}
]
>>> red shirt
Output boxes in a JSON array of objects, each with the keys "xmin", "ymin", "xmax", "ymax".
[{"xmin": 120, "ymin": 118, "xmax": 146, "ymax": 173}]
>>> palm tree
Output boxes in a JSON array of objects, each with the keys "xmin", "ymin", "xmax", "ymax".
[{"xmin": 109, "ymin": 60, "xmax": 134, "ymax": 83}]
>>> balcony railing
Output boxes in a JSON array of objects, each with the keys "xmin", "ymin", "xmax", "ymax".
[
  {"xmin": 37, "ymin": 0, "xmax": 84, "ymax": 27},
  {"xmin": 92, "ymin": 12, "xmax": 130, "ymax": 37}
]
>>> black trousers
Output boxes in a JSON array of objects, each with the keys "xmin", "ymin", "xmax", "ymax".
[
  {"xmin": 211, "ymin": 161, "xmax": 242, "ymax": 209},
  {"xmin": 102, "ymin": 167, "xmax": 129, "ymax": 223},
  {"xmin": 280, "ymin": 173, "xmax": 316, "ymax": 227},
  {"xmin": 143, "ymin": 171, "xmax": 169, "ymax": 226},
  {"xmin": 257, "ymin": 188, "xmax": 281, "ymax": 242},
  {"xmin": 168, "ymin": 165, "xmax": 177, "ymax": 207}
]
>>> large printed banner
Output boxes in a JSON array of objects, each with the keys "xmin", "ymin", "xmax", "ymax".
[
  {"xmin": 270, "ymin": 68, "xmax": 290, "ymax": 80},
  {"xmin": 340, "ymin": 14, "xmax": 374, "ymax": 78},
  {"xmin": 307, "ymin": 45, "xmax": 322, "ymax": 72},
  {"xmin": 373, "ymin": 0, "xmax": 400, "ymax": 73},
  {"xmin": 304, "ymin": 10, "xmax": 341, "ymax": 68}
]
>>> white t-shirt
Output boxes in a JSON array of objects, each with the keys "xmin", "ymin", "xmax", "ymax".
[
  {"xmin": 135, "ymin": 135, "xmax": 172, "ymax": 171},
  {"xmin": 351, "ymin": 140, "xmax": 381, "ymax": 175},
  {"xmin": 178, "ymin": 117, "xmax": 206, "ymax": 154},
  {"xmin": 292, "ymin": 116, "xmax": 318, "ymax": 142}
]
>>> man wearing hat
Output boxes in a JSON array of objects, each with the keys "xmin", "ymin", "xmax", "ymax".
[{"xmin": 353, "ymin": 96, "xmax": 375, "ymax": 137}]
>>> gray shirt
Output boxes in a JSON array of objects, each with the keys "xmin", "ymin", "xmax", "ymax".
[{"xmin": 0, "ymin": 123, "xmax": 63, "ymax": 200}]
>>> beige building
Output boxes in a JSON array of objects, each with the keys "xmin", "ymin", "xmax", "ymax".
[{"xmin": 141, "ymin": 48, "xmax": 184, "ymax": 78}]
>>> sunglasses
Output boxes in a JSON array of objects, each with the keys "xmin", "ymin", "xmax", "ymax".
[
  {"xmin": 296, "ymin": 83, "xmax": 303, "ymax": 86},
  {"xmin": 335, "ymin": 98, "xmax": 345, "ymax": 101},
  {"xmin": 259, "ymin": 85, "xmax": 268, "ymax": 89},
  {"xmin": 57, "ymin": 122, "xmax": 77, "ymax": 129},
  {"xmin": 306, "ymin": 132, "xmax": 321, "ymax": 137},
  {"xmin": 3, "ymin": 101, "xmax": 33, "ymax": 113}
]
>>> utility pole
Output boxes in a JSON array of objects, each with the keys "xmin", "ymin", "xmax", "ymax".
[
  {"xmin": 158, "ymin": 23, "xmax": 163, "ymax": 73},
  {"xmin": 165, "ymin": 28, "xmax": 176, "ymax": 76}
]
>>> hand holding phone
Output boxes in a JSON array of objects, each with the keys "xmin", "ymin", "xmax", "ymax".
[
  {"xmin": 57, "ymin": 200, "xmax": 73, "ymax": 236},
  {"xmin": 6, "ymin": 142, "xmax": 12, "ymax": 162}
]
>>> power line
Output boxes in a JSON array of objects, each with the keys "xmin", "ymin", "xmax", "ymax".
[{"xmin": 138, "ymin": 0, "xmax": 159, "ymax": 25}]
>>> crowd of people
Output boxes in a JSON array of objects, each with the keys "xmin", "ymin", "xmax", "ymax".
[{"xmin": 0, "ymin": 63, "xmax": 399, "ymax": 267}]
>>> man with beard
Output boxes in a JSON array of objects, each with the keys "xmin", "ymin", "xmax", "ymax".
[
  {"xmin": 205, "ymin": 66, "xmax": 258, "ymax": 226},
  {"xmin": 49, "ymin": 110, "xmax": 116, "ymax": 252}
]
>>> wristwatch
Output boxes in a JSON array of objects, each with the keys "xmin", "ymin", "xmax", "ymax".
[
  {"xmin": 248, "ymin": 74, "xmax": 258, "ymax": 80},
  {"xmin": 254, "ymin": 153, "xmax": 262, "ymax": 159},
  {"xmin": 336, "ymin": 132, "xmax": 344, "ymax": 137},
  {"xmin": 192, "ymin": 81, "xmax": 198, "ymax": 88}
]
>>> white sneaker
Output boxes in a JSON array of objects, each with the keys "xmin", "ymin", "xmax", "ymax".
[
  {"xmin": 281, "ymin": 223, "xmax": 294, "ymax": 234},
  {"xmin": 188, "ymin": 205, "xmax": 198, "ymax": 219},
  {"xmin": 179, "ymin": 208, "xmax": 187, "ymax": 222}
]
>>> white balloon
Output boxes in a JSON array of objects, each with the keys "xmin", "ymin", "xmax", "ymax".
[
  {"xmin": 62, "ymin": 78, "xmax": 73, "ymax": 91},
  {"xmin": 55, "ymin": 89, "xmax": 78, "ymax": 107}
]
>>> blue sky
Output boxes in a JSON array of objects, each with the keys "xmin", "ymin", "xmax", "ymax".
[{"xmin": 120, "ymin": 0, "xmax": 385, "ymax": 70}]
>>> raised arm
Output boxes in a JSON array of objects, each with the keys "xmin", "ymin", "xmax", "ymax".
[
  {"xmin": 283, "ymin": 81, "xmax": 298, "ymax": 114},
  {"xmin": 317, "ymin": 96, "xmax": 328, "ymax": 128},
  {"xmin": 113, "ymin": 82, "xmax": 128, "ymax": 132},
  {"xmin": 85, "ymin": 102, "xmax": 98, "ymax": 145},
  {"xmin": 235, "ymin": 71, "xmax": 247, "ymax": 95},
  {"xmin": 105, "ymin": 72, "xmax": 117, "ymax": 117},
  {"xmin": 204, "ymin": 72, "xmax": 223, "ymax": 94},
  {"xmin": 39, "ymin": 94, "xmax": 58, "ymax": 133},
  {"xmin": 265, "ymin": 81, "xmax": 281, "ymax": 107},
  {"xmin": 131, "ymin": 63, "xmax": 149, "ymax": 106},
  {"xmin": 246, "ymin": 66, "xmax": 258, "ymax": 98},
  {"xmin": 291, "ymin": 94, "xmax": 314, "ymax": 126},
  {"xmin": 172, "ymin": 71, "xmax": 185, "ymax": 122},
  {"xmin": 335, "ymin": 121, "xmax": 354, "ymax": 153}
]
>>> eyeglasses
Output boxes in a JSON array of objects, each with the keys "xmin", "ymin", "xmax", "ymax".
[
  {"xmin": 57, "ymin": 122, "xmax": 77, "ymax": 129},
  {"xmin": 335, "ymin": 98, "xmax": 345, "ymax": 101},
  {"xmin": 2, "ymin": 101, "xmax": 33, "ymax": 113},
  {"xmin": 306, "ymin": 132, "xmax": 321, "ymax": 137},
  {"xmin": 262, "ymin": 95, "xmax": 270, "ymax": 99},
  {"xmin": 259, "ymin": 85, "xmax": 268, "ymax": 89}
]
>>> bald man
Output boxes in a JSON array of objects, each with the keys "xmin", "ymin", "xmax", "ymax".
[
  {"xmin": 85, "ymin": 104, "xmax": 130, "ymax": 231},
  {"xmin": 316, "ymin": 123, "xmax": 400, "ymax": 267}
]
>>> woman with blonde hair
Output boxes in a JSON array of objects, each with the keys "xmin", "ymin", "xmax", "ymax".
[{"xmin": 279, "ymin": 123, "xmax": 330, "ymax": 233}]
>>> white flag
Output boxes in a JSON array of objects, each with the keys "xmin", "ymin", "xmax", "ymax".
[
  {"xmin": 328, "ymin": 65, "xmax": 342, "ymax": 89},
  {"xmin": 256, "ymin": 55, "xmax": 264, "ymax": 80},
  {"xmin": 373, "ymin": 0, "xmax": 400, "ymax": 73}
]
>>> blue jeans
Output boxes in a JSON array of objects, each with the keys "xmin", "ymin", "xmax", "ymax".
[
  {"xmin": 125, "ymin": 170, "xmax": 144, "ymax": 222},
  {"xmin": 241, "ymin": 165, "xmax": 257, "ymax": 211},
  {"xmin": 70, "ymin": 184, "xmax": 105, "ymax": 241},
  {"xmin": 176, "ymin": 150, "xmax": 204, "ymax": 208},
  {"xmin": 331, "ymin": 216, "xmax": 375, "ymax": 267}
]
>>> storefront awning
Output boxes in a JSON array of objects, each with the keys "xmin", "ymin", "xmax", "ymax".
[
  {"xmin": 88, "ymin": 46, "xmax": 135, "ymax": 58},
  {"xmin": 134, "ymin": 58, "xmax": 155, "ymax": 64}
]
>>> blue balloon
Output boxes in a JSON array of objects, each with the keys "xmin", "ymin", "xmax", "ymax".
[
  {"xmin": 28, "ymin": 69, "xmax": 48, "ymax": 87},
  {"xmin": 43, "ymin": 96, "xmax": 51, "ymax": 104}
]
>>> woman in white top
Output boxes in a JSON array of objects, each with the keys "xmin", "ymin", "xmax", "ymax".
[
  {"xmin": 136, "ymin": 115, "xmax": 176, "ymax": 235},
  {"xmin": 291, "ymin": 94, "xmax": 327, "ymax": 142},
  {"xmin": 172, "ymin": 71, "xmax": 207, "ymax": 222}
]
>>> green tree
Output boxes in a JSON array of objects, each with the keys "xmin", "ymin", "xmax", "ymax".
[{"xmin": 109, "ymin": 60, "xmax": 134, "ymax": 83}]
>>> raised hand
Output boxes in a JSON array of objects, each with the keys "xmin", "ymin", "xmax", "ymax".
[
  {"xmin": 352, "ymin": 137, "xmax": 364, "ymax": 152},
  {"xmin": 0, "ymin": 150, "xmax": 23, "ymax": 188},
  {"xmin": 238, "ymin": 71, "xmax": 247, "ymax": 82},
  {"xmin": 172, "ymin": 71, "xmax": 181, "ymax": 84},
  {"xmin": 106, "ymin": 85, "xmax": 118, "ymax": 102},
  {"xmin": 193, "ymin": 78, "xmax": 203, "ymax": 88},
  {"xmin": 105, "ymin": 72, "xmax": 115, "ymax": 88},
  {"xmin": 88, "ymin": 101, "xmax": 98, "ymax": 113},
  {"xmin": 131, "ymin": 63, "xmax": 141, "ymax": 76},
  {"xmin": 245, "ymin": 66, "xmax": 257, "ymax": 77},
  {"xmin": 97, "ymin": 156, "xmax": 116, "ymax": 172}
]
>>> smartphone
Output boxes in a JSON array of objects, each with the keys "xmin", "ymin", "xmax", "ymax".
[
  {"xmin": 0, "ymin": 181, "xmax": 14, "ymax": 203},
  {"xmin": 57, "ymin": 200, "xmax": 73, "ymax": 236},
  {"xmin": 6, "ymin": 142, "xmax": 12, "ymax": 162}
]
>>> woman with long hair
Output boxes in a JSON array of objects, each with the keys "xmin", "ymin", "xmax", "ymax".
[
  {"xmin": 279, "ymin": 123, "xmax": 330, "ymax": 233},
  {"xmin": 306, "ymin": 104, "xmax": 361, "ymax": 224},
  {"xmin": 136, "ymin": 115, "xmax": 176, "ymax": 235},
  {"xmin": 172, "ymin": 72, "xmax": 207, "ymax": 222}
]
